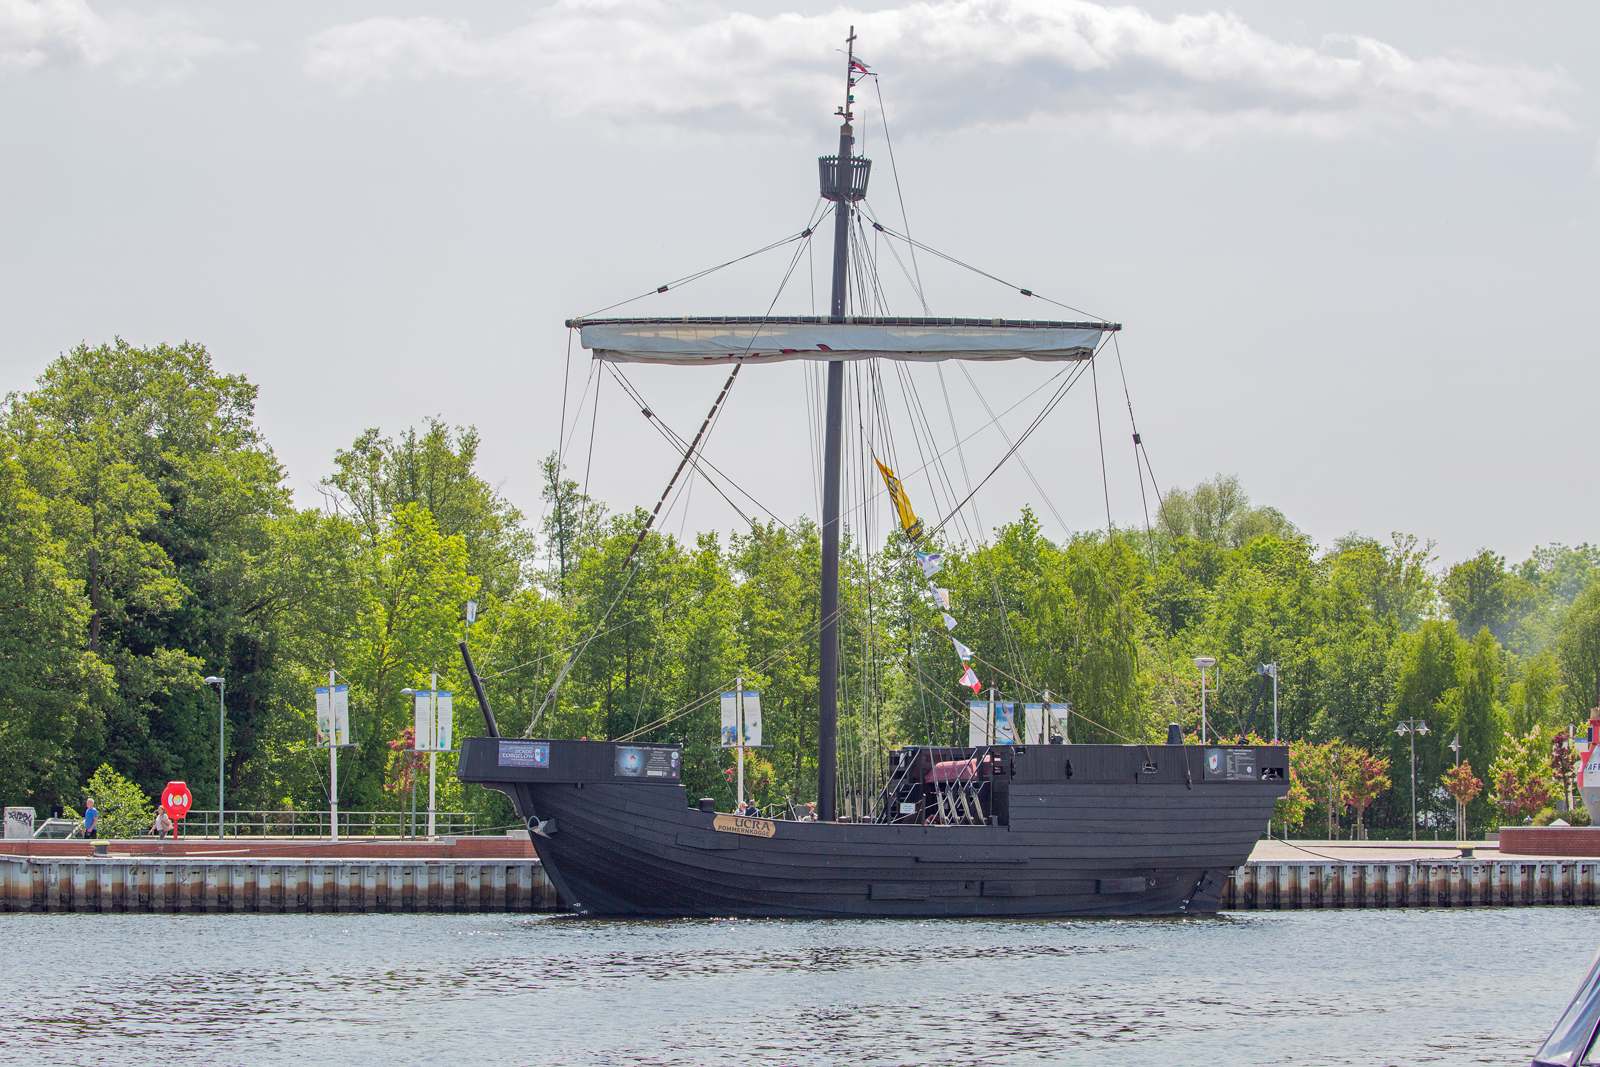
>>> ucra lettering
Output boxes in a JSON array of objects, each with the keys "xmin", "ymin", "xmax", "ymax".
[{"xmin": 712, "ymin": 813, "xmax": 777, "ymax": 838}]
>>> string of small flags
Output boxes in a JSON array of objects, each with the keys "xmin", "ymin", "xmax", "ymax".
[
  {"xmin": 877, "ymin": 455, "xmax": 984, "ymax": 694},
  {"xmin": 918, "ymin": 549, "xmax": 980, "ymax": 693}
]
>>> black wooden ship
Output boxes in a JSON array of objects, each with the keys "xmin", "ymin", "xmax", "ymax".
[{"xmin": 456, "ymin": 32, "xmax": 1290, "ymax": 918}]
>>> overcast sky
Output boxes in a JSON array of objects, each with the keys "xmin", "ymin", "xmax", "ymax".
[{"xmin": 2, "ymin": 0, "xmax": 1596, "ymax": 569}]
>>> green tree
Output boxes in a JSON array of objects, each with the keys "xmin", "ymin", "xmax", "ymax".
[
  {"xmin": 1490, "ymin": 727, "xmax": 1553, "ymax": 822},
  {"xmin": 1446, "ymin": 627, "xmax": 1508, "ymax": 827},
  {"xmin": 1157, "ymin": 473, "xmax": 1297, "ymax": 549},
  {"xmin": 325, "ymin": 419, "xmax": 531, "ymax": 600},
  {"xmin": 540, "ymin": 451, "xmax": 604, "ymax": 596},
  {"xmin": 1559, "ymin": 584, "xmax": 1600, "ymax": 721},
  {"xmin": 81, "ymin": 762, "xmax": 156, "ymax": 838},
  {"xmin": 1443, "ymin": 549, "xmax": 1537, "ymax": 644},
  {"xmin": 3, "ymin": 339, "xmax": 289, "ymax": 808}
]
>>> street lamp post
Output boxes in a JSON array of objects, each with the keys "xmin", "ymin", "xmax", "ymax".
[
  {"xmin": 1266, "ymin": 662, "xmax": 1279, "ymax": 743},
  {"xmin": 1194, "ymin": 657, "xmax": 1217, "ymax": 744},
  {"xmin": 204, "ymin": 676, "xmax": 225, "ymax": 840},
  {"xmin": 1396, "ymin": 718, "xmax": 1430, "ymax": 841},
  {"xmin": 1449, "ymin": 734, "xmax": 1463, "ymax": 840}
]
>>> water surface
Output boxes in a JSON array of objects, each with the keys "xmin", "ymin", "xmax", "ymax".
[{"xmin": 6, "ymin": 909, "xmax": 1589, "ymax": 1065}]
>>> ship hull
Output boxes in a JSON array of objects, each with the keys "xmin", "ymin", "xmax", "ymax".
[{"xmin": 459, "ymin": 738, "xmax": 1287, "ymax": 919}]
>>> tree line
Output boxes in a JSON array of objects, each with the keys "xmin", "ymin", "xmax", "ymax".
[{"xmin": 2, "ymin": 340, "xmax": 1598, "ymax": 837}]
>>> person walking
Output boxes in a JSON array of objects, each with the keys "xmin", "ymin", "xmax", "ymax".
[{"xmin": 82, "ymin": 798, "xmax": 98, "ymax": 840}]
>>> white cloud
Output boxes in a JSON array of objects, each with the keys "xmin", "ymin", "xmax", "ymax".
[
  {"xmin": 0, "ymin": 0, "xmax": 245, "ymax": 82},
  {"xmin": 300, "ymin": 0, "xmax": 1578, "ymax": 145}
]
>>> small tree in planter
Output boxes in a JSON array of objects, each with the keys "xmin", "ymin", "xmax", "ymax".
[
  {"xmin": 1274, "ymin": 765, "xmax": 1313, "ymax": 837},
  {"xmin": 1491, "ymin": 728, "xmax": 1554, "ymax": 824},
  {"xmin": 1442, "ymin": 761, "xmax": 1484, "ymax": 839},
  {"xmin": 1293, "ymin": 740, "xmax": 1349, "ymax": 839},
  {"xmin": 1551, "ymin": 731, "xmax": 1580, "ymax": 813},
  {"xmin": 1345, "ymin": 752, "xmax": 1391, "ymax": 840}
]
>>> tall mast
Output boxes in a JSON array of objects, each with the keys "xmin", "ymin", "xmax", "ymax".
[{"xmin": 818, "ymin": 27, "xmax": 865, "ymax": 823}]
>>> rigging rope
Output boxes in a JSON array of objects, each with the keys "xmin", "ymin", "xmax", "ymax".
[
  {"xmin": 923, "ymin": 358, "xmax": 1095, "ymax": 539},
  {"xmin": 1091, "ymin": 358, "xmax": 1114, "ymax": 537},
  {"xmin": 1113, "ymin": 332, "xmax": 1165, "ymax": 528},
  {"xmin": 605, "ymin": 366, "xmax": 756, "ymax": 528},
  {"xmin": 578, "ymin": 222, "xmax": 821, "ymax": 320},
  {"xmin": 525, "ymin": 364, "xmax": 743, "ymax": 735},
  {"xmin": 858, "ymin": 212, "xmax": 1110, "ymax": 323},
  {"xmin": 872, "ymin": 76, "xmax": 928, "ymax": 313}
]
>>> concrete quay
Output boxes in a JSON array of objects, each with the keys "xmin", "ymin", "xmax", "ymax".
[
  {"xmin": 1, "ymin": 838, "xmax": 558, "ymax": 914},
  {"xmin": 10, "ymin": 834, "xmax": 1600, "ymax": 915},
  {"xmin": 1227, "ymin": 836, "xmax": 1600, "ymax": 910}
]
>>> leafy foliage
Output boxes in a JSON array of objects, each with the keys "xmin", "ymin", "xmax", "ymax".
[
  {"xmin": 1491, "ymin": 728, "xmax": 1554, "ymax": 821},
  {"xmin": 4, "ymin": 341, "xmax": 1600, "ymax": 843},
  {"xmin": 83, "ymin": 762, "xmax": 155, "ymax": 838}
]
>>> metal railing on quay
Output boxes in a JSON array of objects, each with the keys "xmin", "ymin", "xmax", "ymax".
[{"xmin": 178, "ymin": 810, "xmax": 480, "ymax": 839}]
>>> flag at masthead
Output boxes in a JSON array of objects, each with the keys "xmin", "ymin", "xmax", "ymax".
[{"xmin": 817, "ymin": 27, "xmax": 869, "ymax": 823}]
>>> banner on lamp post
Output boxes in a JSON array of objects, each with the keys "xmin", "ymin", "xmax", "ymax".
[{"xmin": 435, "ymin": 692, "xmax": 453, "ymax": 752}]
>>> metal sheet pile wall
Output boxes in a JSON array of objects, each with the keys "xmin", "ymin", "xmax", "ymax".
[
  {"xmin": 0, "ymin": 857, "xmax": 559, "ymax": 913},
  {"xmin": 1224, "ymin": 860, "xmax": 1600, "ymax": 909}
]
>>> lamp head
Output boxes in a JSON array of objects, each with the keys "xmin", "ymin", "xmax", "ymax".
[
  {"xmin": 203, "ymin": 676, "xmax": 223, "ymax": 685},
  {"xmin": 401, "ymin": 688, "xmax": 417, "ymax": 696},
  {"xmin": 1396, "ymin": 723, "xmax": 1409, "ymax": 736},
  {"xmin": 1418, "ymin": 722, "xmax": 1430, "ymax": 736},
  {"xmin": 1449, "ymin": 735, "xmax": 1461, "ymax": 753}
]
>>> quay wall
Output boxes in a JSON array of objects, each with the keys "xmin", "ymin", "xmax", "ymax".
[
  {"xmin": 1, "ymin": 854, "xmax": 558, "ymax": 914},
  {"xmin": 1223, "ymin": 858, "xmax": 1600, "ymax": 909},
  {"xmin": 9, "ymin": 851, "xmax": 1597, "ymax": 914}
]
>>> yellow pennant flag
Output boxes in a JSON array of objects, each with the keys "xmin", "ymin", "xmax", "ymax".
[{"xmin": 874, "ymin": 457, "xmax": 923, "ymax": 542}]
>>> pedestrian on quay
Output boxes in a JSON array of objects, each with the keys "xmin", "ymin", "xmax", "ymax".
[
  {"xmin": 151, "ymin": 809, "xmax": 173, "ymax": 839},
  {"xmin": 82, "ymin": 798, "xmax": 98, "ymax": 840}
]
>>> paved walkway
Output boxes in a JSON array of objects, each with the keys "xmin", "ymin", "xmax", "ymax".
[{"xmin": 1249, "ymin": 840, "xmax": 1502, "ymax": 863}]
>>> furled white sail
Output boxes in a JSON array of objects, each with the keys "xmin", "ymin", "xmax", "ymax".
[{"xmin": 568, "ymin": 317, "xmax": 1114, "ymax": 365}]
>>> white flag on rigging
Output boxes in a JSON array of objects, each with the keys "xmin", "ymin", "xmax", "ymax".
[
  {"xmin": 917, "ymin": 552, "xmax": 943, "ymax": 578},
  {"xmin": 941, "ymin": 613, "xmax": 957, "ymax": 631},
  {"xmin": 932, "ymin": 588, "xmax": 950, "ymax": 609},
  {"xmin": 960, "ymin": 666, "xmax": 981, "ymax": 692},
  {"xmin": 951, "ymin": 637, "xmax": 973, "ymax": 662}
]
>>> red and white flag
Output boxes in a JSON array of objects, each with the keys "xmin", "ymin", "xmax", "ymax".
[{"xmin": 960, "ymin": 666, "xmax": 980, "ymax": 692}]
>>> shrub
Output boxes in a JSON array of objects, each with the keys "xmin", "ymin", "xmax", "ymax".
[{"xmin": 79, "ymin": 764, "xmax": 155, "ymax": 838}]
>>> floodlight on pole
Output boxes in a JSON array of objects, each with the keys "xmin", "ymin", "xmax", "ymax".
[
  {"xmin": 1194, "ymin": 657, "xmax": 1216, "ymax": 744},
  {"xmin": 1396, "ymin": 718, "xmax": 1429, "ymax": 841},
  {"xmin": 204, "ymin": 676, "xmax": 225, "ymax": 840}
]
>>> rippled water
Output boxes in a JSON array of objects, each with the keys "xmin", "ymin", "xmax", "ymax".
[{"xmin": 5, "ymin": 909, "xmax": 1591, "ymax": 1065}]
